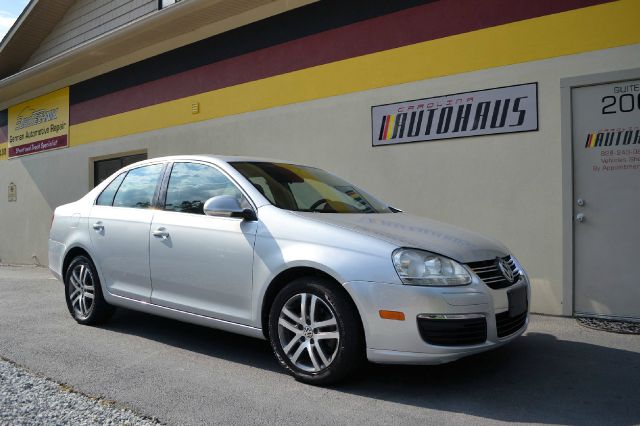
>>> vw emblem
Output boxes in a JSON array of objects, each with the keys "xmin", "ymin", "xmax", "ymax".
[{"xmin": 498, "ymin": 258, "xmax": 515, "ymax": 283}]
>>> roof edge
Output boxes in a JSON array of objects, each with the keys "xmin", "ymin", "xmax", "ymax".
[{"xmin": 0, "ymin": 0, "xmax": 37, "ymax": 51}]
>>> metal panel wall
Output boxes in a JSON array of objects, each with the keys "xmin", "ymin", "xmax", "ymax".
[{"xmin": 23, "ymin": 0, "xmax": 157, "ymax": 68}]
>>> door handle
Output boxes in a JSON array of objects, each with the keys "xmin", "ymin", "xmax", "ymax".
[
  {"xmin": 152, "ymin": 227, "xmax": 169, "ymax": 239},
  {"xmin": 92, "ymin": 222, "xmax": 104, "ymax": 231}
]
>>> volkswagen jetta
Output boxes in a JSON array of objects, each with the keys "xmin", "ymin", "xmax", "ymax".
[{"xmin": 49, "ymin": 155, "xmax": 529, "ymax": 384}]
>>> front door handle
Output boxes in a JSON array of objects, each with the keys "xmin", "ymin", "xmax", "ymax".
[
  {"xmin": 152, "ymin": 227, "xmax": 169, "ymax": 239},
  {"xmin": 92, "ymin": 222, "xmax": 104, "ymax": 231}
]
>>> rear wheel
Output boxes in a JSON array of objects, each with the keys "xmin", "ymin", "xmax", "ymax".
[
  {"xmin": 268, "ymin": 276, "xmax": 363, "ymax": 385},
  {"xmin": 64, "ymin": 255, "xmax": 114, "ymax": 325}
]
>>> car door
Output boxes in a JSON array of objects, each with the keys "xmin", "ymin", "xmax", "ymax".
[
  {"xmin": 89, "ymin": 163, "xmax": 165, "ymax": 302},
  {"xmin": 149, "ymin": 161, "xmax": 258, "ymax": 324}
]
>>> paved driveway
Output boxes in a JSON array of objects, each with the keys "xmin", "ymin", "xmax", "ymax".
[{"xmin": 1, "ymin": 265, "xmax": 638, "ymax": 425}]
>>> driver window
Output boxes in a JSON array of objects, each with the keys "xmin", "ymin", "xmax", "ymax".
[{"xmin": 164, "ymin": 162, "xmax": 248, "ymax": 214}]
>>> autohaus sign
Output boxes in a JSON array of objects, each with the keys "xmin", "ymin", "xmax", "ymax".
[{"xmin": 372, "ymin": 83, "xmax": 538, "ymax": 146}]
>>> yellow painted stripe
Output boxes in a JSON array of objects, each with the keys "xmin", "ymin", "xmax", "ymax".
[{"xmin": 70, "ymin": 0, "xmax": 640, "ymax": 147}]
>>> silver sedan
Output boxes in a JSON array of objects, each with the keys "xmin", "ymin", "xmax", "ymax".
[{"xmin": 49, "ymin": 155, "xmax": 530, "ymax": 384}]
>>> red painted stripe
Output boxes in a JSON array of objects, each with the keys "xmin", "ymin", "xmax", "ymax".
[
  {"xmin": 70, "ymin": 0, "xmax": 613, "ymax": 125},
  {"xmin": 382, "ymin": 115, "xmax": 391, "ymax": 140},
  {"xmin": 8, "ymin": 135, "xmax": 68, "ymax": 157}
]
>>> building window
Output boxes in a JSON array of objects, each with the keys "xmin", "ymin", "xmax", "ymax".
[
  {"xmin": 94, "ymin": 153, "xmax": 147, "ymax": 187},
  {"xmin": 159, "ymin": 0, "xmax": 183, "ymax": 9}
]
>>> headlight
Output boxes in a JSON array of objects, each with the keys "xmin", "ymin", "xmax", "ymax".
[{"xmin": 392, "ymin": 248, "xmax": 471, "ymax": 286}]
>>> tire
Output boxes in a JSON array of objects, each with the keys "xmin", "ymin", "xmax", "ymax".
[
  {"xmin": 268, "ymin": 276, "xmax": 364, "ymax": 385},
  {"xmin": 64, "ymin": 255, "xmax": 114, "ymax": 325}
]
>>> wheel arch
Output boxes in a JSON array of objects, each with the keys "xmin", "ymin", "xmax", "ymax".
[
  {"xmin": 260, "ymin": 266, "xmax": 365, "ymax": 342},
  {"xmin": 62, "ymin": 245, "xmax": 93, "ymax": 280}
]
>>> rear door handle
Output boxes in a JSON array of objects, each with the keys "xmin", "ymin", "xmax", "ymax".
[
  {"xmin": 92, "ymin": 222, "xmax": 104, "ymax": 231},
  {"xmin": 152, "ymin": 227, "xmax": 169, "ymax": 239}
]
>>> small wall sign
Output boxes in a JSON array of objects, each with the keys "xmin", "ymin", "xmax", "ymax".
[
  {"xmin": 8, "ymin": 87, "xmax": 70, "ymax": 158},
  {"xmin": 8, "ymin": 182, "xmax": 16, "ymax": 202}
]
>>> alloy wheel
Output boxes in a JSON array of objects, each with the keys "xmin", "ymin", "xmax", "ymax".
[
  {"xmin": 68, "ymin": 264, "xmax": 95, "ymax": 320},
  {"xmin": 277, "ymin": 293, "xmax": 340, "ymax": 373}
]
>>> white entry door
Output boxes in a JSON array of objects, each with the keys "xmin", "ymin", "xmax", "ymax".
[{"xmin": 572, "ymin": 78, "xmax": 640, "ymax": 320}]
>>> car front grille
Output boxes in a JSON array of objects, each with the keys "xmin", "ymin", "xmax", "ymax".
[
  {"xmin": 466, "ymin": 256, "xmax": 520, "ymax": 289},
  {"xmin": 495, "ymin": 310, "xmax": 528, "ymax": 338},
  {"xmin": 417, "ymin": 316, "xmax": 487, "ymax": 346}
]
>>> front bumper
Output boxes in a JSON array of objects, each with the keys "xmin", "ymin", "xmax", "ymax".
[{"xmin": 343, "ymin": 274, "xmax": 530, "ymax": 365}]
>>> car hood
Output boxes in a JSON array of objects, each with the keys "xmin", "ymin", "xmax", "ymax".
[{"xmin": 294, "ymin": 212, "xmax": 509, "ymax": 263}]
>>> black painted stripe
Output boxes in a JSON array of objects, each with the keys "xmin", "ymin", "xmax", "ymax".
[
  {"xmin": 69, "ymin": 0, "xmax": 612, "ymax": 125},
  {"xmin": 69, "ymin": 0, "xmax": 432, "ymax": 105}
]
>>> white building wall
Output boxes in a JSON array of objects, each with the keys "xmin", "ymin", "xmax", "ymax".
[{"xmin": 1, "ymin": 44, "xmax": 638, "ymax": 315}]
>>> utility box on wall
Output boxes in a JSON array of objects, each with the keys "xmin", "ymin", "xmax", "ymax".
[{"xmin": 8, "ymin": 182, "xmax": 16, "ymax": 202}]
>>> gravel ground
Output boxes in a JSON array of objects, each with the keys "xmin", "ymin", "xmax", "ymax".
[
  {"xmin": 0, "ymin": 359, "xmax": 160, "ymax": 425},
  {"xmin": 577, "ymin": 316, "xmax": 640, "ymax": 334}
]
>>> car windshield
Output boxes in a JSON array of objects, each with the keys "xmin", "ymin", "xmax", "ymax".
[{"xmin": 231, "ymin": 162, "xmax": 392, "ymax": 213}]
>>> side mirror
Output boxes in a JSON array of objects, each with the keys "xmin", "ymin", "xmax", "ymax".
[{"xmin": 203, "ymin": 195, "xmax": 257, "ymax": 221}]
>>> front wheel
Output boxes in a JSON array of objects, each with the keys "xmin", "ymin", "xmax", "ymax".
[
  {"xmin": 64, "ymin": 255, "xmax": 114, "ymax": 325},
  {"xmin": 268, "ymin": 277, "xmax": 364, "ymax": 385}
]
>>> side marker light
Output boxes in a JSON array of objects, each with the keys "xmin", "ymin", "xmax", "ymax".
[{"xmin": 379, "ymin": 310, "xmax": 405, "ymax": 321}]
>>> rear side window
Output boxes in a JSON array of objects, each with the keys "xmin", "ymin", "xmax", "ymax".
[
  {"xmin": 112, "ymin": 164, "xmax": 164, "ymax": 209},
  {"xmin": 96, "ymin": 172, "xmax": 126, "ymax": 206},
  {"xmin": 164, "ymin": 162, "xmax": 248, "ymax": 214}
]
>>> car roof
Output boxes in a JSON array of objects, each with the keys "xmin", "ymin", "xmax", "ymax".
[
  {"xmin": 130, "ymin": 154, "xmax": 306, "ymax": 167},
  {"xmin": 88, "ymin": 154, "xmax": 298, "ymax": 207}
]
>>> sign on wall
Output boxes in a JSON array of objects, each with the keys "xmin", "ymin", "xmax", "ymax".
[
  {"xmin": 371, "ymin": 83, "xmax": 538, "ymax": 146},
  {"xmin": 8, "ymin": 87, "xmax": 69, "ymax": 158},
  {"xmin": 580, "ymin": 80, "xmax": 640, "ymax": 163},
  {"xmin": 8, "ymin": 182, "xmax": 16, "ymax": 202}
]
